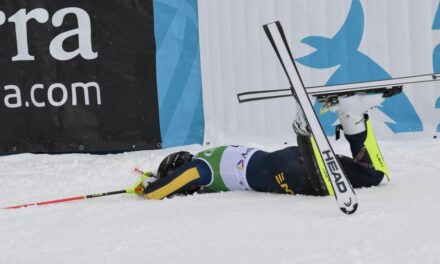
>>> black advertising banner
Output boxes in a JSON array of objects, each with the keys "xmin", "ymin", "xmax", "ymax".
[{"xmin": 0, "ymin": 0, "xmax": 161, "ymax": 153}]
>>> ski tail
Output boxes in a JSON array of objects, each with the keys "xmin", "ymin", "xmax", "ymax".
[
  {"xmin": 364, "ymin": 116, "xmax": 390, "ymax": 180},
  {"xmin": 263, "ymin": 21, "xmax": 358, "ymax": 214}
]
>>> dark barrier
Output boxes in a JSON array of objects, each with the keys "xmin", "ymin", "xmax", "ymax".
[{"xmin": 0, "ymin": 0, "xmax": 161, "ymax": 153}]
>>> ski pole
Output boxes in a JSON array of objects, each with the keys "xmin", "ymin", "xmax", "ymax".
[
  {"xmin": 2, "ymin": 170, "xmax": 153, "ymax": 210},
  {"xmin": 3, "ymin": 190, "xmax": 129, "ymax": 209}
]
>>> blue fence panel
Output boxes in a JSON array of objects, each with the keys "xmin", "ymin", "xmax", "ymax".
[{"xmin": 154, "ymin": 0, "xmax": 204, "ymax": 147}]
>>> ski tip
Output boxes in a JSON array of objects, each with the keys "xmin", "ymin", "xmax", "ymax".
[
  {"xmin": 263, "ymin": 21, "xmax": 280, "ymax": 27},
  {"xmin": 340, "ymin": 203, "xmax": 358, "ymax": 215}
]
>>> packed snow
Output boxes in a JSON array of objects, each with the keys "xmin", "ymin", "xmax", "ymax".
[{"xmin": 1, "ymin": 138, "xmax": 440, "ymax": 264}]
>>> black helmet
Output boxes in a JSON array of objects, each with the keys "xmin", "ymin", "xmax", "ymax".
[{"xmin": 157, "ymin": 151, "xmax": 194, "ymax": 179}]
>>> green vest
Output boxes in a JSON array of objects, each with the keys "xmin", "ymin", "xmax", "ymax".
[{"xmin": 196, "ymin": 146, "xmax": 229, "ymax": 191}]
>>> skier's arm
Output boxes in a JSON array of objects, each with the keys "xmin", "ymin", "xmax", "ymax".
[{"xmin": 144, "ymin": 159, "xmax": 212, "ymax": 200}]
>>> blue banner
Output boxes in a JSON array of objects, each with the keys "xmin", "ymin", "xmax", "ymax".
[
  {"xmin": 154, "ymin": 0, "xmax": 204, "ymax": 148},
  {"xmin": 296, "ymin": 0, "xmax": 423, "ymax": 135}
]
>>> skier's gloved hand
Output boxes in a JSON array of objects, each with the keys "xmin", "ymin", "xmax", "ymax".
[
  {"xmin": 131, "ymin": 172, "xmax": 157, "ymax": 195},
  {"xmin": 134, "ymin": 184, "xmax": 145, "ymax": 195}
]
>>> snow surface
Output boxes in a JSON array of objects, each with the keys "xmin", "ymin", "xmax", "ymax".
[{"xmin": 1, "ymin": 138, "xmax": 440, "ymax": 264}]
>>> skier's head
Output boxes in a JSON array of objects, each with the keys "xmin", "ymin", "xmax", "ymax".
[{"xmin": 157, "ymin": 151, "xmax": 194, "ymax": 179}]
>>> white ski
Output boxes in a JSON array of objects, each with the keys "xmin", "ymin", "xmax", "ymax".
[
  {"xmin": 306, "ymin": 74, "xmax": 440, "ymax": 95},
  {"xmin": 238, "ymin": 73, "xmax": 440, "ymax": 103},
  {"xmin": 263, "ymin": 21, "xmax": 358, "ymax": 214}
]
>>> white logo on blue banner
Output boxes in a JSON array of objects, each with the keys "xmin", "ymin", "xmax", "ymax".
[{"xmin": 296, "ymin": 0, "xmax": 423, "ymax": 135}]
